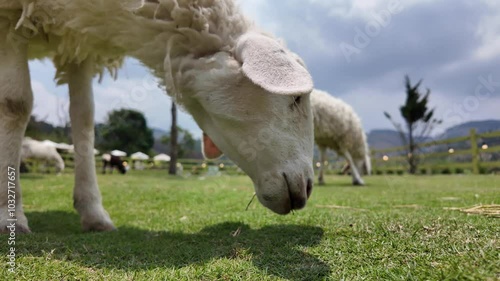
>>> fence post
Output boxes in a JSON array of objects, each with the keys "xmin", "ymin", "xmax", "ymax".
[
  {"xmin": 470, "ymin": 128, "xmax": 480, "ymax": 174},
  {"xmin": 370, "ymin": 150, "xmax": 376, "ymax": 174}
]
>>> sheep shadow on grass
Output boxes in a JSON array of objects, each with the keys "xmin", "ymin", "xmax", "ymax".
[
  {"xmin": 22, "ymin": 211, "xmax": 331, "ymax": 280},
  {"xmin": 318, "ymin": 181, "xmax": 370, "ymax": 188}
]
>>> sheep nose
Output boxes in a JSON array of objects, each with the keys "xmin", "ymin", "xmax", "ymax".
[
  {"xmin": 306, "ymin": 178, "xmax": 313, "ymax": 198},
  {"xmin": 284, "ymin": 174, "xmax": 313, "ymax": 210}
]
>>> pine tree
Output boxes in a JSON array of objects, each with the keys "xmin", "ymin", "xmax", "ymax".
[{"xmin": 384, "ymin": 76, "xmax": 442, "ymax": 174}]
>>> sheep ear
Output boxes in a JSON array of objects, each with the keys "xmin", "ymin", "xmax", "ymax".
[
  {"xmin": 202, "ymin": 132, "xmax": 223, "ymax": 160},
  {"xmin": 235, "ymin": 33, "xmax": 313, "ymax": 95}
]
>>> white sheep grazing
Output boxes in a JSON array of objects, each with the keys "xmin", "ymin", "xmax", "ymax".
[
  {"xmin": 0, "ymin": 0, "xmax": 314, "ymax": 233},
  {"xmin": 20, "ymin": 138, "xmax": 65, "ymax": 174},
  {"xmin": 311, "ymin": 89, "xmax": 371, "ymax": 186}
]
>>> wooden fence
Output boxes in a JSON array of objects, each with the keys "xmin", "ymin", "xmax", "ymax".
[
  {"xmin": 22, "ymin": 129, "xmax": 500, "ymax": 176},
  {"xmin": 371, "ymin": 129, "xmax": 500, "ymax": 174},
  {"xmin": 23, "ymin": 154, "xmax": 243, "ymax": 176}
]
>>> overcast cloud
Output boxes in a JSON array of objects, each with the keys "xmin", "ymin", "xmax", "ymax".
[{"xmin": 31, "ymin": 0, "xmax": 500, "ymax": 137}]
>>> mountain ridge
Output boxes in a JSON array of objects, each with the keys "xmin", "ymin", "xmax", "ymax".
[{"xmin": 368, "ymin": 119, "xmax": 500, "ymax": 150}]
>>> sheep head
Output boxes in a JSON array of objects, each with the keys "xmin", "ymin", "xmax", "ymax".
[{"xmin": 174, "ymin": 32, "xmax": 315, "ymax": 214}]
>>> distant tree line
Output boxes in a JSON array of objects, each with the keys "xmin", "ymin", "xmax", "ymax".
[
  {"xmin": 25, "ymin": 108, "xmax": 202, "ymax": 160},
  {"xmin": 25, "ymin": 115, "xmax": 71, "ymax": 143}
]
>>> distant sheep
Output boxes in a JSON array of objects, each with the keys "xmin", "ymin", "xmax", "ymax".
[
  {"xmin": 20, "ymin": 138, "xmax": 65, "ymax": 174},
  {"xmin": 102, "ymin": 154, "xmax": 127, "ymax": 175},
  {"xmin": 311, "ymin": 89, "xmax": 371, "ymax": 186}
]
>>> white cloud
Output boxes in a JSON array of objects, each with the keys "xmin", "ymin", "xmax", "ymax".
[
  {"xmin": 432, "ymin": 92, "xmax": 500, "ymax": 133},
  {"xmin": 93, "ymin": 76, "xmax": 202, "ymax": 136},
  {"xmin": 340, "ymin": 86, "xmax": 500, "ymax": 136},
  {"xmin": 31, "ymin": 80, "xmax": 69, "ymax": 126},
  {"xmin": 474, "ymin": 2, "xmax": 500, "ymax": 60},
  {"xmin": 306, "ymin": 0, "xmax": 430, "ymax": 19},
  {"xmin": 340, "ymin": 87, "xmax": 404, "ymax": 133},
  {"xmin": 239, "ymin": 0, "xmax": 339, "ymax": 59},
  {"xmin": 29, "ymin": 60, "xmax": 202, "ymax": 137}
]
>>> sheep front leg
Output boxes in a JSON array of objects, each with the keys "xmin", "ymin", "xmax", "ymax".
[
  {"xmin": 343, "ymin": 151, "xmax": 365, "ymax": 186},
  {"xmin": 0, "ymin": 18, "xmax": 32, "ymax": 233},
  {"xmin": 318, "ymin": 146, "xmax": 326, "ymax": 185},
  {"xmin": 67, "ymin": 58, "xmax": 115, "ymax": 232}
]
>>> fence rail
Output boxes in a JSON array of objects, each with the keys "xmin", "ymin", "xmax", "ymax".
[
  {"xmin": 371, "ymin": 129, "xmax": 500, "ymax": 174},
  {"xmin": 22, "ymin": 129, "xmax": 500, "ymax": 176},
  {"xmin": 23, "ymin": 154, "xmax": 243, "ymax": 176}
]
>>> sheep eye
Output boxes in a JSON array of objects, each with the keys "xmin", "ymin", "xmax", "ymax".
[
  {"xmin": 293, "ymin": 96, "xmax": 302, "ymax": 106},
  {"xmin": 290, "ymin": 96, "xmax": 302, "ymax": 110},
  {"xmin": 294, "ymin": 96, "xmax": 302, "ymax": 104}
]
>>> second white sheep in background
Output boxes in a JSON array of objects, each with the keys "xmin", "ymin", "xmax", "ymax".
[
  {"xmin": 311, "ymin": 89, "xmax": 371, "ymax": 186},
  {"xmin": 21, "ymin": 138, "xmax": 65, "ymax": 175}
]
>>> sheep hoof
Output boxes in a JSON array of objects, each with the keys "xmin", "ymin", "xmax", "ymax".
[
  {"xmin": 0, "ymin": 212, "xmax": 31, "ymax": 233},
  {"xmin": 80, "ymin": 212, "xmax": 116, "ymax": 232},
  {"xmin": 318, "ymin": 181, "xmax": 325, "ymax": 186},
  {"xmin": 0, "ymin": 223, "xmax": 31, "ymax": 234},
  {"xmin": 353, "ymin": 180, "xmax": 365, "ymax": 186},
  {"xmin": 82, "ymin": 220, "xmax": 117, "ymax": 232},
  {"xmin": 16, "ymin": 224, "xmax": 32, "ymax": 233}
]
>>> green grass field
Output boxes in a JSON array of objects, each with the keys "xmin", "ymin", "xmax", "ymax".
[{"xmin": 1, "ymin": 171, "xmax": 499, "ymax": 280}]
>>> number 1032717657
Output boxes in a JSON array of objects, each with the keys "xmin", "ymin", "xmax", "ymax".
[{"xmin": 7, "ymin": 166, "xmax": 16, "ymax": 218}]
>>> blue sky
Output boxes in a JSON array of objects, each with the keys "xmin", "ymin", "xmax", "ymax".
[{"xmin": 30, "ymin": 0, "xmax": 500, "ymax": 137}]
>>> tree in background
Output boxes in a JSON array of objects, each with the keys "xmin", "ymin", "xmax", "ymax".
[
  {"xmin": 162, "ymin": 126, "xmax": 196, "ymax": 159},
  {"xmin": 168, "ymin": 101, "xmax": 178, "ymax": 175},
  {"xmin": 25, "ymin": 115, "xmax": 71, "ymax": 143},
  {"xmin": 97, "ymin": 109, "xmax": 154, "ymax": 155},
  {"xmin": 384, "ymin": 75, "xmax": 442, "ymax": 174},
  {"xmin": 55, "ymin": 98, "xmax": 71, "ymax": 141}
]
